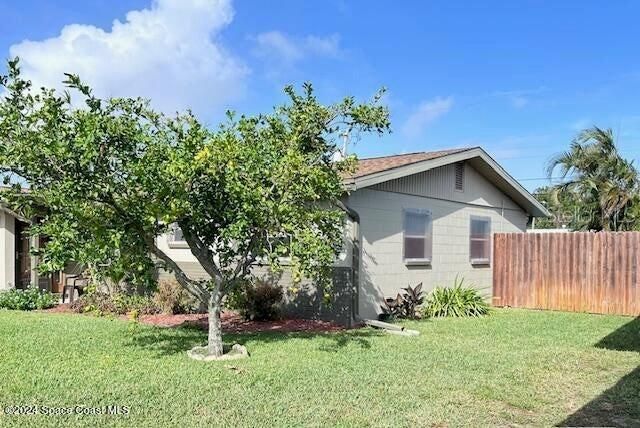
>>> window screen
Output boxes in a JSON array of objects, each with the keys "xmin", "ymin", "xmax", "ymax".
[
  {"xmin": 470, "ymin": 216, "xmax": 491, "ymax": 263},
  {"xmin": 403, "ymin": 210, "xmax": 432, "ymax": 261}
]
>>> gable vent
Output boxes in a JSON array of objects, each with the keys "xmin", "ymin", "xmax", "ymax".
[{"xmin": 454, "ymin": 162, "xmax": 464, "ymax": 191}]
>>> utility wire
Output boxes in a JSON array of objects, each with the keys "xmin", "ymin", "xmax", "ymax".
[{"xmin": 516, "ymin": 176, "xmax": 568, "ymax": 181}]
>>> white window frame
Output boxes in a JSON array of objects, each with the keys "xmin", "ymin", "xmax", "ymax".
[
  {"xmin": 469, "ymin": 215, "xmax": 491, "ymax": 265},
  {"xmin": 402, "ymin": 208, "xmax": 433, "ymax": 265}
]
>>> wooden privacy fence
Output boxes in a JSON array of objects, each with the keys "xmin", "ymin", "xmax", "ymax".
[{"xmin": 493, "ymin": 232, "xmax": 640, "ymax": 316}]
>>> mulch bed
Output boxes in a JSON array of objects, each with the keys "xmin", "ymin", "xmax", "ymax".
[
  {"xmin": 139, "ymin": 311, "xmax": 345, "ymax": 334},
  {"xmin": 44, "ymin": 303, "xmax": 74, "ymax": 313},
  {"xmin": 44, "ymin": 304, "xmax": 344, "ymax": 334}
]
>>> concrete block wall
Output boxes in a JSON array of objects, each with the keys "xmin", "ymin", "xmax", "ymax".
[
  {"xmin": 157, "ymin": 262, "xmax": 356, "ymax": 326},
  {"xmin": 348, "ymin": 187, "xmax": 528, "ymax": 320}
]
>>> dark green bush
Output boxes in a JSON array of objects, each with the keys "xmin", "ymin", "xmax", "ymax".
[
  {"xmin": 238, "ymin": 279, "xmax": 283, "ymax": 321},
  {"xmin": 423, "ymin": 276, "xmax": 490, "ymax": 318},
  {"xmin": 0, "ymin": 286, "xmax": 56, "ymax": 310}
]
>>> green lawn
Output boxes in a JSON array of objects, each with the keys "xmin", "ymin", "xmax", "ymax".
[{"xmin": 0, "ymin": 309, "xmax": 638, "ymax": 427}]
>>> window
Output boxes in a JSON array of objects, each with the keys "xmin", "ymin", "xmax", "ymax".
[
  {"xmin": 167, "ymin": 224, "xmax": 189, "ymax": 248},
  {"xmin": 454, "ymin": 162, "xmax": 465, "ymax": 191},
  {"xmin": 403, "ymin": 209, "xmax": 432, "ymax": 264},
  {"xmin": 470, "ymin": 216, "xmax": 491, "ymax": 264},
  {"xmin": 172, "ymin": 226, "xmax": 185, "ymax": 242}
]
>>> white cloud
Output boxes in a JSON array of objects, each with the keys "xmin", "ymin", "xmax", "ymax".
[
  {"xmin": 304, "ymin": 34, "xmax": 341, "ymax": 56},
  {"xmin": 490, "ymin": 87, "xmax": 547, "ymax": 110},
  {"xmin": 9, "ymin": 0, "xmax": 248, "ymax": 118},
  {"xmin": 252, "ymin": 31, "xmax": 341, "ymax": 64},
  {"xmin": 252, "ymin": 31, "xmax": 302, "ymax": 63},
  {"xmin": 510, "ymin": 95, "xmax": 529, "ymax": 109},
  {"xmin": 401, "ymin": 96, "xmax": 454, "ymax": 138}
]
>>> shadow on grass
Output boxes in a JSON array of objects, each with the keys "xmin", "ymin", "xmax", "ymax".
[
  {"xmin": 126, "ymin": 323, "xmax": 383, "ymax": 357},
  {"xmin": 125, "ymin": 323, "xmax": 206, "ymax": 356},
  {"xmin": 558, "ymin": 317, "xmax": 640, "ymax": 427},
  {"xmin": 595, "ymin": 317, "xmax": 640, "ymax": 352},
  {"xmin": 557, "ymin": 366, "xmax": 640, "ymax": 427}
]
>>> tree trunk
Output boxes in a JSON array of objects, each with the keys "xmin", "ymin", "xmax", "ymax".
[{"xmin": 207, "ymin": 288, "xmax": 224, "ymax": 357}]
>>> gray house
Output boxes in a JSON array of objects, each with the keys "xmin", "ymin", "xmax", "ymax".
[
  {"xmin": 0, "ymin": 147, "xmax": 547, "ymax": 324},
  {"xmin": 156, "ymin": 147, "xmax": 549, "ymax": 324}
]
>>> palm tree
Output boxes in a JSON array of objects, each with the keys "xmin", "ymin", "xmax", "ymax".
[{"xmin": 547, "ymin": 127, "xmax": 639, "ymax": 231}]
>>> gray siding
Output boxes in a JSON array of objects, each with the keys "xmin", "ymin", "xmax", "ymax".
[
  {"xmin": 255, "ymin": 266, "xmax": 355, "ymax": 326},
  {"xmin": 349, "ymin": 162, "xmax": 529, "ymax": 320},
  {"xmin": 158, "ymin": 263, "xmax": 355, "ymax": 326},
  {"xmin": 373, "ymin": 162, "xmax": 522, "ymax": 211},
  {"xmin": 0, "ymin": 211, "xmax": 15, "ymax": 290},
  {"xmin": 157, "ymin": 261, "xmax": 210, "ymax": 281}
]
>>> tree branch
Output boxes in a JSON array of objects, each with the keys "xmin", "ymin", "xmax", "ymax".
[
  {"xmin": 146, "ymin": 237, "xmax": 209, "ymax": 303},
  {"xmin": 232, "ymin": 234, "xmax": 259, "ymax": 280},
  {"xmin": 178, "ymin": 222, "xmax": 225, "ymax": 284}
]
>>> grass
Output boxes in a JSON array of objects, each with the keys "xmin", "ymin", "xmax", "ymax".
[{"xmin": 0, "ymin": 309, "xmax": 638, "ymax": 427}]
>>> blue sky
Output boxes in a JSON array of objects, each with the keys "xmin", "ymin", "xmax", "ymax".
[{"xmin": 2, "ymin": 0, "xmax": 640, "ymax": 191}]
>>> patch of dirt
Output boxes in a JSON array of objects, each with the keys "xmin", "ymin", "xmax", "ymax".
[
  {"xmin": 42, "ymin": 303, "xmax": 73, "ymax": 313},
  {"xmin": 139, "ymin": 311, "xmax": 345, "ymax": 334}
]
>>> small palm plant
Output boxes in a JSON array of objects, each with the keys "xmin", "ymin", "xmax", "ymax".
[{"xmin": 423, "ymin": 276, "xmax": 489, "ymax": 318}]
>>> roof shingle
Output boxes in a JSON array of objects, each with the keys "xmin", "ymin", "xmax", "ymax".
[{"xmin": 348, "ymin": 147, "xmax": 474, "ymax": 179}]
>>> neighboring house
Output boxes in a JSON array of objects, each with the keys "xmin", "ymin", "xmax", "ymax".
[
  {"xmin": 0, "ymin": 147, "xmax": 548, "ymax": 324},
  {"xmin": 527, "ymin": 228, "xmax": 572, "ymax": 233},
  {"xmin": 0, "ymin": 204, "xmax": 59, "ymax": 291}
]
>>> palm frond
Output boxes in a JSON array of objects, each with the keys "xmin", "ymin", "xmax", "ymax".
[{"xmin": 545, "ymin": 126, "xmax": 640, "ymax": 231}]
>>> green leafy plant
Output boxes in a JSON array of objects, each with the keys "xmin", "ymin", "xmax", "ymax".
[
  {"xmin": 423, "ymin": 276, "xmax": 489, "ymax": 318},
  {"xmin": 238, "ymin": 279, "xmax": 283, "ymax": 321},
  {"xmin": 0, "ymin": 286, "xmax": 56, "ymax": 310},
  {"xmin": 380, "ymin": 282, "xmax": 425, "ymax": 320}
]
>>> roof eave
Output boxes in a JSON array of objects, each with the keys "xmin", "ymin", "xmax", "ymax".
[
  {"xmin": 0, "ymin": 203, "xmax": 28, "ymax": 223},
  {"xmin": 346, "ymin": 147, "xmax": 550, "ymax": 218}
]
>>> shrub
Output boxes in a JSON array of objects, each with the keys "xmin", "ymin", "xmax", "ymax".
[
  {"xmin": 380, "ymin": 283, "xmax": 425, "ymax": 320},
  {"xmin": 0, "ymin": 286, "xmax": 57, "ymax": 310},
  {"xmin": 153, "ymin": 279, "xmax": 200, "ymax": 314},
  {"xmin": 238, "ymin": 278, "xmax": 283, "ymax": 321},
  {"xmin": 70, "ymin": 290, "xmax": 114, "ymax": 314},
  {"xmin": 71, "ymin": 290, "xmax": 159, "ymax": 316},
  {"xmin": 223, "ymin": 278, "xmax": 252, "ymax": 311},
  {"xmin": 423, "ymin": 276, "xmax": 489, "ymax": 318},
  {"xmin": 113, "ymin": 293, "xmax": 160, "ymax": 315}
]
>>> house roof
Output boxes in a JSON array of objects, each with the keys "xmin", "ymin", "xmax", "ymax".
[
  {"xmin": 0, "ymin": 187, "xmax": 30, "ymax": 222},
  {"xmin": 350, "ymin": 148, "xmax": 473, "ymax": 178},
  {"xmin": 345, "ymin": 147, "xmax": 550, "ymax": 218}
]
